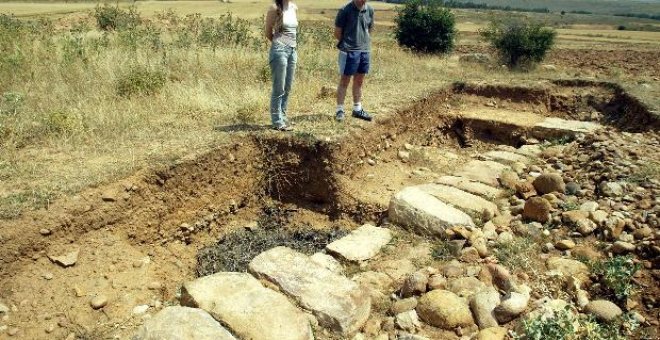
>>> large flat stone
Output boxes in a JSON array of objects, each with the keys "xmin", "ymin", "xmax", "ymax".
[
  {"xmin": 515, "ymin": 145, "xmax": 542, "ymax": 157},
  {"xmin": 389, "ymin": 186, "xmax": 475, "ymax": 237},
  {"xmin": 326, "ymin": 224, "xmax": 392, "ymax": 262},
  {"xmin": 133, "ymin": 306, "xmax": 237, "ymax": 340},
  {"xmin": 417, "ymin": 184, "xmax": 499, "ymax": 217},
  {"xmin": 532, "ymin": 118, "xmax": 602, "ymax": 139},
  {"xmin": 484, "ymin": 150, "xmax": 530, "ymax": 165},
  {"xmin": 455, "ymin": 160, "xmax": 511, "ymax": 187},
  {"xmin": 249, "ymin": 246, "xmax": 371, "ymax": 335},
  {"xmin": 180, "ymin": 272, "xmax": 313, "ymax": 340},
  {"xmin": 436, "ymin": 176, "xmax": 501, "ymax": 200}
]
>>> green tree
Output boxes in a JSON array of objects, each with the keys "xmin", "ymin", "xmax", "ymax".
[
  {"xmin": 480, "ymin": 19, "xmax": 556, "ymax": 69},
  {"xmin": 394, "ymin": 0, "xmax": 457, "ymax": 54}
]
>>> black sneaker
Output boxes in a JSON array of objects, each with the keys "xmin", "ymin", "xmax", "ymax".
[
  {"xmin": 352, "ymin": 109, "xmax": 372, "ymax": 122},
  {"xmin": 335, "ymin": 110, "xmax": 345, "ymax": 122}
]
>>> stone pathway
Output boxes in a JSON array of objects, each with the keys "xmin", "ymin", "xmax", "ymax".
[{"xmin": 133, "ymin": 118, "xmax": 610, "ymax": 340}]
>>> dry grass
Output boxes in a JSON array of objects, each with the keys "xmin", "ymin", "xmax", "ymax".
[{"xmin": 0, "ymin": 1, "xmax": 657, "ymax": 218}]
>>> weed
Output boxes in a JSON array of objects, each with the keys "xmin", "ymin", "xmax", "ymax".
[
  {"xmin": 589, "ymin": 255, "xmax": 641, "ymax": 301},
  {"xmin": 0, "ymin": 92, "xmax": 24, "ymax": 115},
  {"xmin": 116, "ymin": 65, "xmax": 167, "ymax": 97},
  {"xmin": 627, "ymin": 161, "xmax": 659, "ymax": 184},
  {"xmin": 233, "ymin": 102, "xmax": 261, "ymax": 125},
  {"xmin": 45, "ymin": 110, "xmax": 79, "ymax": 135},
  {"xmin": 560, "ymin": 201, "xmax": 579, "ymax": 211},
  {"xmin": 94, "ymin": 4, "xmax": 141, "ymax": 31},
  {"xmin": 493, "ymin": 237, "xmax": 541, "ymax": 274},
  {"xmin": 515, "ymin": 306, "xmax": 577, "ymax": 340},
  {"xmin": 515, "ymin": 305, "xmax": 632, "ymax": 340},
  {"xmin": 431, "ymin": 241, "xmax": 455, "ymax": 261},
  {"xmin": 546, "ymin": 135, "xmax": 574, "ymax": 146},
  {"xmin": 61, "ymin": 33, "xmax": 88, "ymax": 64},
  {"xmin": 0, "ymin": 190, "xmax": 54, "ymax": 219},
  {"xmin": 196, "ymin": 205, "xmax": 347, "ymax": 274}
]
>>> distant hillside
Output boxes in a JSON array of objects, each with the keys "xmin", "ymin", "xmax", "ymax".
[{"xmin": 382, "ymin": 0, "xmax": 660, "ymax": 17}]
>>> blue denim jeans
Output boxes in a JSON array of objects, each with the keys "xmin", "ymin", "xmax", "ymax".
[{"xmin": 269, "ymin": 43, "xmax": 297, "ymax": 128}]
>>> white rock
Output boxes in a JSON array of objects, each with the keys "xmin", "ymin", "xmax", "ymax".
[
  {"xmin": 48, "ymin": 249, "xmax": 80, "ymax": 267},
  {"xmin": 133, "ymin": 306, "xmax": 236, "ymax": 340},
  {"xmin": 389, "ymin": 186, "xmax": 474, "ymax": 237},
  {"xmin": 326, "ymin": 224, "xmax": 392, "ymax": 262},
  {"xmin": 436, "ymin": 176, "xmax": 501, "ymax": 199},
  {"xmin": 494, "ymin": 291, "xmax": 529, "ymax": 323},
  {"xmin": 132, "ymin": 305, "xmax": 150, "ymax": 315},
  {"xmin": 249, "ymin": 247, "xmax": 370, "ymax": 335},
  {"xmin": 484, "ymin": 151, "xmax": 529, "ymax": 165},
  {"xmin": 395, "ymin": 310, "xmax": 421, "ymax": 332},
  {"xmin": 470, "ymin": 287, "xmax": 501, "ymax": 329},
  {"xmin": 310, "ymin": 253, "xmax": 343, "ymax": 274},
  {"xmin": 416, "ymin": 184, "xmax": 499, "ymax": 218},
  {"xmin": 180, "ymin": 272, "xmax": 313, "ymax": 340},
  {"xmin": 532, "ymin": 118, "xmax": 602, "ymax": 138},
  {"xmin": 456, "ymin": 161, "xmax": 511, "ymax": 187}
]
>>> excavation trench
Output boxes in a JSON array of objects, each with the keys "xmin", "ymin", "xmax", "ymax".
[
  {"xmin": 0, "ymin": 80, "xmax": 657, "ymax": 339},
  {"xmin": 0, "ymin": 79, "xmax": 656, "ymax": 279}
]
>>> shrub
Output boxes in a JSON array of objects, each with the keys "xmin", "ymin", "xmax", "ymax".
[
  {"xmin": 116, "ymin": 65, "xmax": 167, "ymax": 97},
  {"xmin": 394, "ymin": 0, "xmax": 456, "ymax": 54},
  {"xmin": 480, "ymin": 19, "xmax": 556, "ymax": 69},
  {"xmin": 517, "ymin": 307, "xmax": 576, "ymax": 340},
  {"xmin": 233, "ymin": 102, "xmax": 261, "ymax": 125},
  {"xmin": 516, "ymin": 306, "xmax": 632, "ymax": 340},
  {"xmin": 0, "ymin": 92, "xmax": 24, "ymax": 115},
  {"xmin": 590, "ymin": 256, "xmax": 641, "ymax": 301},
  {"xmin": 45, "ymin": 110, "xmax": 78, "ymax": 135},
  {"xmin": 94, "ymin": 4, "xmax": 141, "ymax": 31}
]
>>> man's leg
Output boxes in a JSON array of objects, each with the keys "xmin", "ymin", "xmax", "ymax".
[
  {"xmin": 350, "ymin": 52, "xmax": 372, "ymax": 121},
  {"xmin": 336, "ymin": 51, "xmax": 358, "ymax": 121},
  {"xmin": 351, "ymin": 73, "xmax": 365, "ymax": 112},
  {"xmin": 337, "ymin": 75, "xmax": 351, "ymax": 109}
]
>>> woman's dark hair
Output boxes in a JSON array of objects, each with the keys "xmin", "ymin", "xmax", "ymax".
[{"xmin": 275, "ymin": 0, "xmax": 284, "ymax": 11}]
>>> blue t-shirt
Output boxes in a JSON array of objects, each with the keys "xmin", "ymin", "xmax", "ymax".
[{"xmin": 335, "ymin": 2, "xmax": 374, "ymax": 52}]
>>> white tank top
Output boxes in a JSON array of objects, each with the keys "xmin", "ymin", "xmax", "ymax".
[{"xmin": 273, "ymin": 3, "xmax": 298, "ymax": 47}]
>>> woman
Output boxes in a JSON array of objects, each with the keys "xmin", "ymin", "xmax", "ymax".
[{"xmin": 265, "ymin": 0, "xmax": 298, "ymax": 131}]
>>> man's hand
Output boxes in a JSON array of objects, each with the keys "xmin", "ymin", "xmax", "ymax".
[{"xmin": 334, "ymin": 27, "xmax": 342, "ymax": 41}]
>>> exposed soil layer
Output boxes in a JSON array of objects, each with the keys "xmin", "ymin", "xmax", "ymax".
[
  {"xmin": 0, "ymin": 81, "xmax": 657, "ymax": 339},
  {"xmin": 456, "ymin": 46, "xmax": 660, "ymax": 78},
  {"xmin": 2, "ymin": 80, "xmax": 656, "ymax": 276}
]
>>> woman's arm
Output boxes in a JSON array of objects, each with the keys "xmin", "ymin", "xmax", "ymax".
[{"xmin": 264, "ymin": 5, "xmax": 277, "ymax": 41}]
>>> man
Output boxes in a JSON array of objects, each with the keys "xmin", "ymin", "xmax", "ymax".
[{"xmin": 334, "ymin": 0, "xmax": 374, "ymax": 122}]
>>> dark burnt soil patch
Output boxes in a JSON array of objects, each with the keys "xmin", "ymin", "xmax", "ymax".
[{"xmin": 196, "ymin": 204, "xmax": 347, "ymax": 275}]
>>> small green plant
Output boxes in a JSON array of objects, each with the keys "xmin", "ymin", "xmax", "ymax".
[
  {"xmin": 516, "ymin": 307, "xmax": 576, "ymax": 340},
  {"xmin": 589, "ymin": 256, "xmax": 641, "ymax": 301},
  {"xmin": 431, "ymin": 241, "xmax": 454, "ymax": 261},
  {"xmin": 197, "ymin": 13, "xmax": 253, "ymax": 50},
  {"xmin": 627, "ymin": 162, "xmax": 659, "ymax": 183},
  {"xmin": 116, "ymin": 65, "xmax": 167, "ymax": 97},
  {"xmin": 94, "ymin": 4, "xmax": 141, "ymax": 31},
  {"xmin": 515, "ymin": 306, "xmax": 633, "ymax": 340},
  {"xmin": 480, "ymin": 19, "xmax": 556, "ymax": 69},
  {"xmin": 493, "ymin": 237, "xmax": 540, "ymax": 274},
  {"xmin": 394, "ymin": 0, "xmax": 457, "ymax": 54},
  {"xmin": 45, "ymin": 110, "xmax": 78, "ymax": 135},
  {"xmin": 560, "ymin": 201, "xmax": 579, "ymax": 211},
  {"xmin": 1, "ymin": 92, "xmax": 24, "ymax": 115},
  {"xmin": 233, "ymin": 102, "xmax": 261, "ymax": 125}
]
